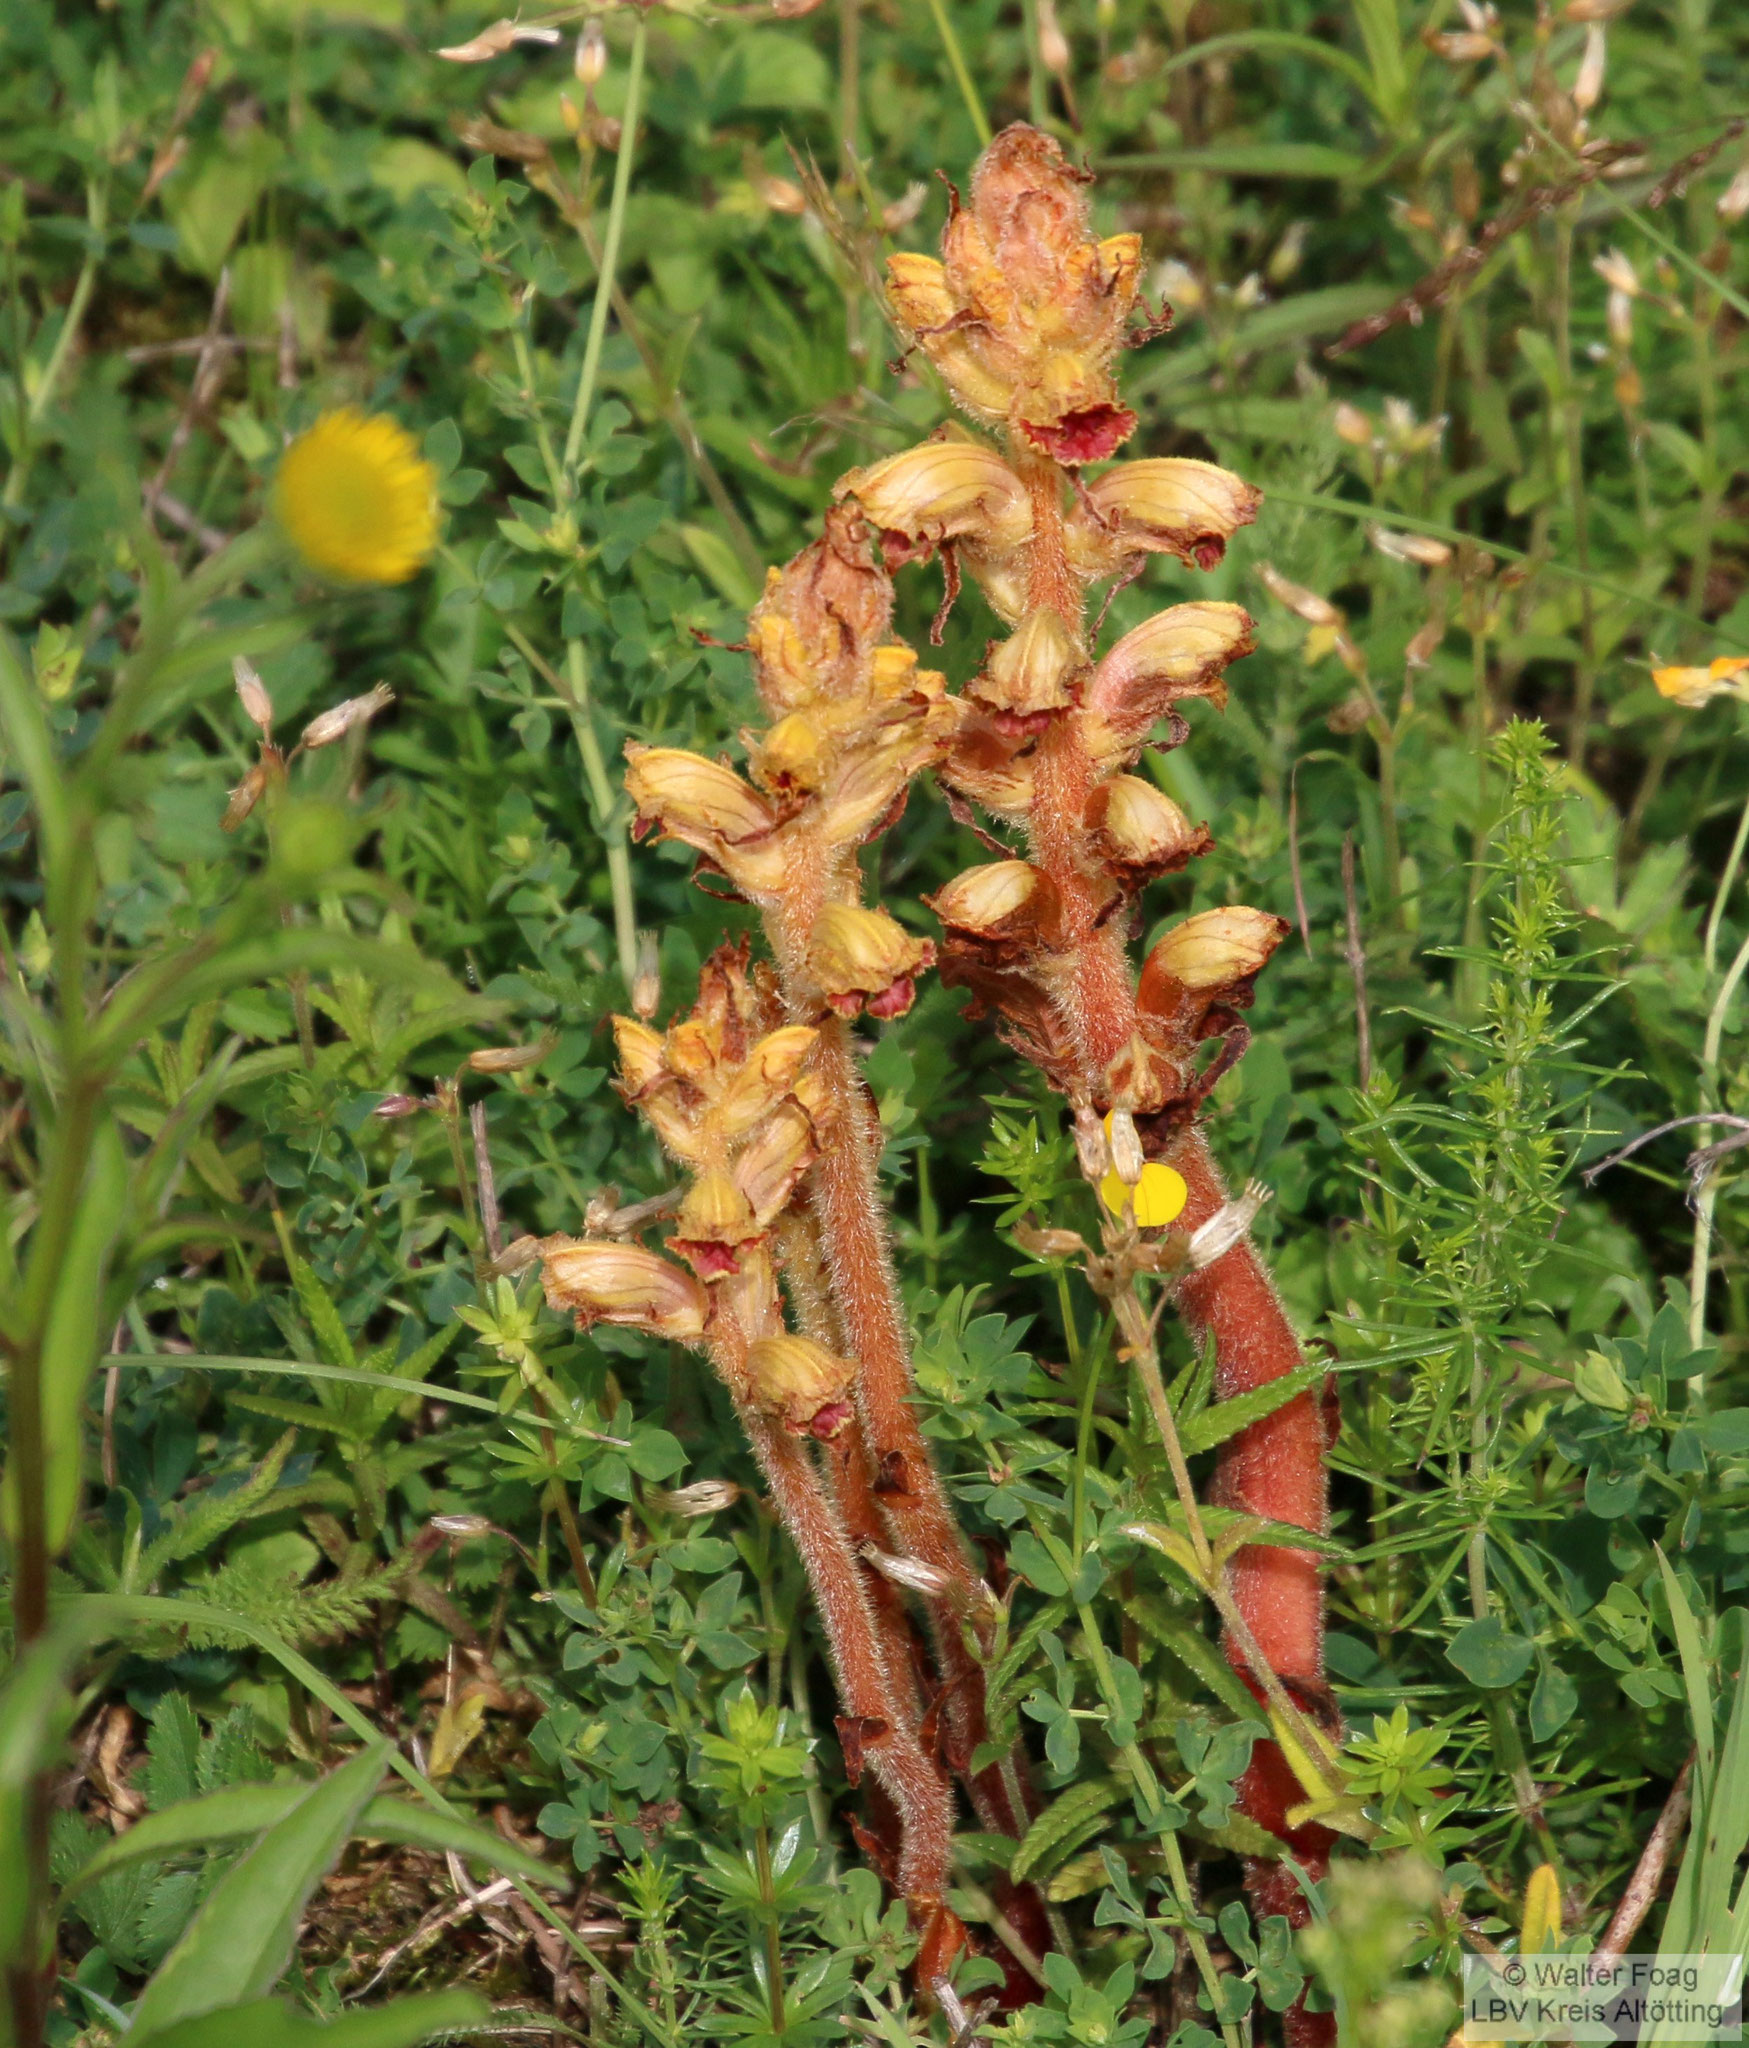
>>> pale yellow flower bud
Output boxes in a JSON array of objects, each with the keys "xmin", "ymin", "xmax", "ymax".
[
  {"xmin": 624, "ymin": 746, "xmax": 775, "ymax": 844},
  {"xmin": 1107, "ymin": 1108, "xmax": 1145, "ymax": 1184},
  {"xmin": 1080, "ymin": 602, "xmax": 1252, "ymax": 762},
  {"xmin": 574, "ymin": 20, "xmax": 607, "ymax": 84},
  {"xmin": 1718, "ymin": 164, "xmax": 1749, "ymax": 225},
  {"xmin": 930, "ymin": 859, "xmax": 1045, "ymax": 934},
  {"xmin": 612, "ymin": 1015, "xmax": 668, "ymax": 1098},
  {"xmin": 837, "ymin": 439, "xmax": 1030, "ymax": 557},
  {"xmin": 631, "ymin": 930, "xmax": 661, "ymax": 1020},
  {"xmin": 671, "ymin": 1169, "xmax": 761, "ymax": 1278},
  {"xmin": 972, "ymin": 606, "xmax": 1082, "ymax": 717},
  {"xmin": 713, "ymin": 1026, "xmax": 820, "ymax": 1136},
  {"xmin": 1073, "ymin": 458, "xmax": 1261, "ymax": 573},
  {"xmin": 648, "ymin": 1479, "xmax": 743, "ymax": 1517},
  {"xmin": 540, "ymin": 1241, "xmax": 709, "ymax": 1340},
  {"xmin": 1140, "ymin": 906, "xmax": 1289, "ymax": 1003},
  {"xmin": 808, "ymin": 903, "xmax": 934, "ymax": 1019},
  {"xmin": 731, "ymin": 1100, "xmax": 819, "ymax": 1227},
  {"xmin": 1593, "ymin": 248, "xmax": 1638, "ymax": 296},
  {"xmin": 1087, "ymin": 773, "xmax": 1208, "ymax": 877},
  {"xmin": 744, "ymin": 1334, "xmax": 857, "ymax": 1439}
]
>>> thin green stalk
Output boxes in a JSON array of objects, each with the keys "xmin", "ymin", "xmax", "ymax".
[
  {"xmin": 1689, "ymin": 924, "xmax": 1749, "ymax": 1350},
  {"xmin": 1, "ymin": 178, "xmax": 107, "ymax": 511},
  {"xmin": 491, "ymin": 610, "xmax": 639, "ymax": 992},
  {"xmin": 838, "ymin": 0, "xmax": 861, "ymax": 172},
  {"xmin": 1264, "ymin": 487, "xmax": 1746, "ymax": 653},
  {"xmin": 1075, "ymin": 1597, "xmax": 1240, "ymax": 2048},
  {"xmin": 1703, "ymin": 785, "xmax": 1749, "ymax": 978},
  {"xmin": 1019, "ymin": 0, "xmax": 1050, "ymax": 126},
  {"xmin": 562, "ymin": 12, "xmax": 648, "ymax": 484},
  {"xmin": 752, "ymin": 1820, "xmax": 787, "ymax": 2032},
  {"xmin": 923, "ymin": 0, "xmax": 992, "ymax": 146},
  {"xmin": 1552, "ymin": 212, "xmax": 1599, "ymax": 763}
]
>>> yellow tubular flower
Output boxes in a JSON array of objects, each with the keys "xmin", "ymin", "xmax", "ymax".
[
  {"xmin": 1652, "ymin": 655, "xmax": 1749, "ymax": 708},
  {"xmin": 273, "ymin": 409, "xmax": 439, "ymax": 585}
]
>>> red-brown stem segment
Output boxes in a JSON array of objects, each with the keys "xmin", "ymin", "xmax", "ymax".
[
  {"xmin": 806, "ymin": 1022, "xmax": 1037, "ymax": 1842},
  {"xmin": 1164, "ymin": 1123, "xmax": 1335, "ymax": 2048},
  {"xmin": 741, "ymin": 1406, "xmax": 960, "ymax": 1941}
]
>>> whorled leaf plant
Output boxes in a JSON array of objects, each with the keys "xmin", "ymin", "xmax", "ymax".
[{"xmin": 532, "ymin": 124, "xmax": 1334, "ymax": 2022}]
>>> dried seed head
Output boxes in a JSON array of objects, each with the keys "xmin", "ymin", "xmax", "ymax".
[
  {"xmin": 1073, "ymin": 1105, "xmax": 1110, "ymax": 1180},
  {"xmin": 632, "ymin": 930, "xmax": 661, "ymax": 1020},
  {"xmin": 1367, "ymin": 526, "xmax": 1452, "ymax": 567},
  {"xmin": 648, "ymin": 1479, "xmax": 742, "ymax": 1518},
  {"xmin": 300, "ymin": 682, "xmax": 395, "ymax": 750},
  {"xmin": 808, "ymin": 903, "xmax": 934, "ymax": 1019},
  {"xmin": 1256, "ymin": 562, "xmax": 1341, "ymax": 625},
  {"xmin": 1332, "ymin": 402, "xmax": 1374, "ymax": 447},
  {"xmin": 1107, "ymin": 1108, "xmax": 1145, "ymax": 1185},
  {"xmin": 466, "ymin": 1041, "xmax": 549, "ymax": 1074},
  {"xmin": 1187, "ymin": 1180, "xmax": 1271, "ymax": 1267},
  {"xmin": 1572, "ymin": 24, "xmax": 1606, "ymax": 110},
  {"xmin": 744, "ymin": 1333, "xmax": 857, "ymax": 1440},
  {"xmin": 233, "ymin": 655, "xmax": 275, "ymax": 734},
  {"xmin": 859, "ymin": 1543, "xmax": 953, "ymax": 1596},
  {"xmin": 540, "ymin": 1241, "xmax": 710, "ymax": 1341},
  {"xmin": 222, "ymin": 759, "xmax": 275, "ymax": 832},
  {"xmin": 437, "ymin": 18, "xmax": 562, "ymax": 59},
  {"xmin": 1012, "ymin": 1224, "xmax": 1090, "ymax": 1261},
  {"xmin": 574, "ymin": 20, "xmax": 607, "ymax": 84}
]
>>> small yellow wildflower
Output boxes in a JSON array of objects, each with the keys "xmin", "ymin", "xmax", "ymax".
[
  {"xmin": 1099, "ymin": 1162, "xmax": 1189, "ymax": 1227},
  {"xmin": 273, "ymin": 408, "xmax": 438, "ymax": 586},
  {"xmin": 1652, "ymin": 654, "xmax": 1749, "ymax": 709},
  {"xmin": 1096, "ymin": 1110, "xmax": 1189, "ymax": 1226}
]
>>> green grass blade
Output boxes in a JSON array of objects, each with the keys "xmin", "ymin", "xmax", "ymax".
[
  {"xmin": 131, "ymin": 1989, "xmax": 489, "ymax": 2048},
  {"xmin": 64, "ymin": 1785, "xmax": 560, "ymax": 1900},
  {"xmin": 127, "ymin": 1744, "xmax": 391, "ymax": 2037}
]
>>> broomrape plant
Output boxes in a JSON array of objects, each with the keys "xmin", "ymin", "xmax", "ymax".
[{"xmin": 529, "ymin": 122, "xmax": 1335, "ymax": 2025}]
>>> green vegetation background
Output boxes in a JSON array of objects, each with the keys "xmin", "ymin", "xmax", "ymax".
[{"xmin": 4, "ymin": 0, "xmax": 1749, "ymax": 2039}]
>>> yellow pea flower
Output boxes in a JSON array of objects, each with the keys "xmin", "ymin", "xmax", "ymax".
[{"xmin": 1652, "ymin": 654, "xmax": 1749, "ymax": 708}]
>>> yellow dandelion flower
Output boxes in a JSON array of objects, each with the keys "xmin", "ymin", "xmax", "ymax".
[
  {"xmin": 273, "ymin": 409, "xmax": 438, "ymax": 586},
  {"xmin": 1652, "ymin": 654, "xmax": 1749, "ymax": 709}
]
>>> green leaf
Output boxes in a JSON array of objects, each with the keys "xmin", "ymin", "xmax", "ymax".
[
  {"xmin": 128, "ymin": 1744, "xmax": 391, "ymax": 2037},
  {"xmin": 1698, "ymin": 1410, "xmax": 1749, "ymax": 1455},
  {"xmin": 1178, "ymin": 1361, "xmax": 1329, "ymax": 1456},
  {"xmin": 1446, "ymin": 1616, "xmax": 1535, "ymax": 1690},
  {"xmin": 1008, "ymin": 1531, "xmax": 1070, "ymax": 1596},
  {"xmin": 132, "ymin": 1990, "xmax": 487, "ymax": 2048},
  {"xmin": 1011, "ymin": 1779, "xmax": 1130, "ymax": 1885},
  {"xmin": 1528, "ymin": 1662, "xmax": 1578, "ymax": 1742}
]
